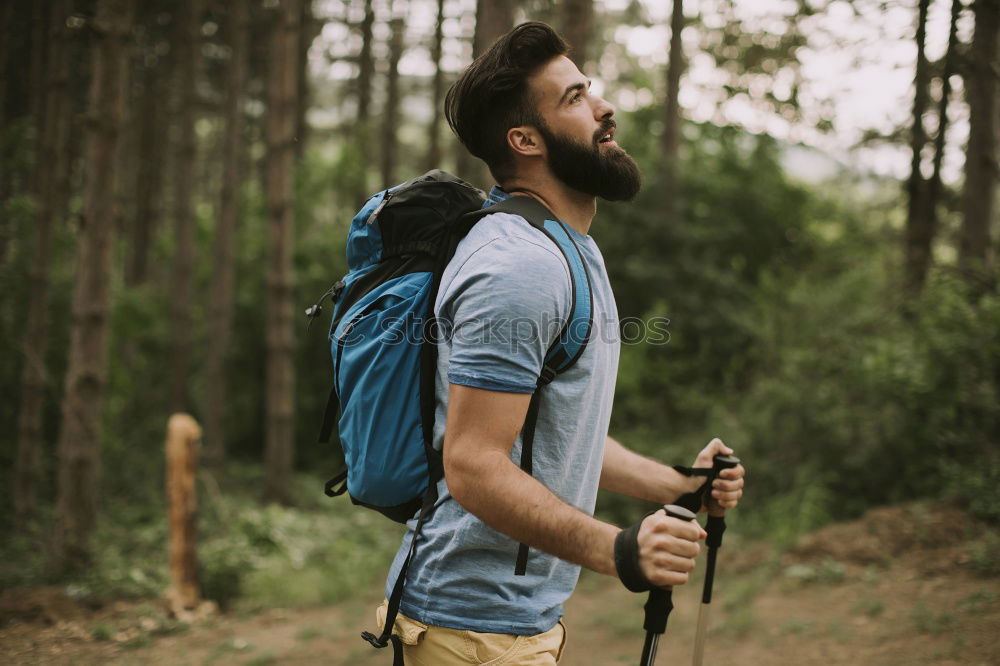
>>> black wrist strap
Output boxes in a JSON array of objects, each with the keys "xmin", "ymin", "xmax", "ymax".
[
  {"xmin": 672, "ymin": 464, "xmax": 713, "ymax": 513},
  {"xmin": 614, "ymin": 510, "xmax": 657, "ymax": 593},
  {"xmin": 672, "ymin": 464, "xmax": 712, "ymax": 477}
]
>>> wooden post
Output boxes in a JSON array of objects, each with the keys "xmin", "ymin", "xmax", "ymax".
[{"xmin": 165, "ymin": 413, "xmax": 201, "ymax": 613}]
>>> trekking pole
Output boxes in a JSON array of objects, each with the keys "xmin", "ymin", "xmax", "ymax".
[
  {"xmin": 640, "ymin": 504, "xmax": 697, "ymax": 666},
  {"xmin": 691, "ymin": 454, "xmax": 740, "ymax": 666}
]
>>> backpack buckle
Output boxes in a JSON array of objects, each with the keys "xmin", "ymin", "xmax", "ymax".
[
  {"xmin": 361, "ymin": 631, "xmax": 388, "ymax": 648},
  {"xmin": 537, "ymin": 364, "xmax": 558, "ymax": 387},
  {"xmin": 324, "ymin": 471, "xmax": 348, "ymax": 497}
]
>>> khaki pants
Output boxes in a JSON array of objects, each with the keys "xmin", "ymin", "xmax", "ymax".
[{"xmin": 376, "ymin": 600, "xmax": 567, "ymax": 665}]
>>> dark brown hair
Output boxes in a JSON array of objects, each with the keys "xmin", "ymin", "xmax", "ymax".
[{"xmin": 444, "ymin": 22, "xmax": 569, "ymax": 183}]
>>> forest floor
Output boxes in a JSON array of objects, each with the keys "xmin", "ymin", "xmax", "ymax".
[{"xmin": 2, "ymin": 502, "xmax": 998, "ymax": 666}]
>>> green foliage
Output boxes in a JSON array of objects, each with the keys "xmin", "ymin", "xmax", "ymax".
[
  {"xmin": 0, "ymin": 466, "xmax": 401, "ymax": 609},
  {"xmin": 969, "ymin": 531, "xmax": 1000, "ymax": 577},
  {"xmin": 599, "ymin": 109, "xmax": 1000, "ymax": 538},
  {"xmin": 199, "ymin": 477, "xmax": 402, "ymax": 609}
]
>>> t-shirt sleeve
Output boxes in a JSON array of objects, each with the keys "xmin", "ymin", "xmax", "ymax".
[{"xmin": 440, "ymin": 232, "xmax": 572, "ymax": 394}]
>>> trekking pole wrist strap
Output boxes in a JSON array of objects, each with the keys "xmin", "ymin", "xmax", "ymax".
[
  {"xmin": 614, "ymin": 510, "xmax": 657, "ymax": 593},
  {"xmin": 672, "ymin": 464, "xmax": 713, "ymax": 513}
]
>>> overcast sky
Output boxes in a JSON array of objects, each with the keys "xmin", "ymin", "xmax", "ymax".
[{"xmin": 311, "ymin": 0, "xmax": 969, "ymax": 184}]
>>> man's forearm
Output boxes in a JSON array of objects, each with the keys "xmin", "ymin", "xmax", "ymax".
[
  {"xmin": 447, "ymin": 447, "xmax": 620, "ymax": 576},
  {"xmin": 600, "ymin": 436, "xmax": 699, "ymax": 504}
]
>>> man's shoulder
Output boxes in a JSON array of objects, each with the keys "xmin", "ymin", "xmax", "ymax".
[{"xmin": 454, "ymin": 211, "xmax": 569, "ymax": 274}]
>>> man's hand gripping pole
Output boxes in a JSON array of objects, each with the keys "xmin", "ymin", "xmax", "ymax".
[
  {"xmin": 617, "ymin": 504, "xmax": 698, "ymax": 666},
  {"xmin": 692, "ymin": 454, "xmax": 740, "ymax": 666}
]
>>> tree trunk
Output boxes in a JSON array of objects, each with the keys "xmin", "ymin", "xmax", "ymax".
[
  {"xmin": 127, "ymin": 53, "xmax": 168, "ymax": 286},
  {"xmin": 0, "ymin": 1, "xmax": 11, "ymax": 130},
  {"xmin": 904, "ymin": 0, "xmax": 933, "ymax": 293},
  {"xmin": 14, "ymin": 0, "xmax": 74, "ymax": 530},
  {"xmin": 51, "ymin": 0, "xmax": 133, "ymax": 572},
  {"xmin": 662, "ymin": 0, "xmax": 685, "ymax": 220},
  {"xmin": 0, "ymin": 1, "xmax": 11, "ymax": 233},
  {"xmin": 425, "ymin": 0, "xmax": 446, "ymax": 171},
  {"xmin": 165, "ymin": 413, "xmax": 202, "ymax": 611},
  {"xmin": 204, "ymin": 0, "xmax": 250, "ymax": 468},
  {"xmin": 295, "ymin": 0, "xmax": 320, "ymax": 160},
  {"xmin": 169, "ymin": 0, "xmax": 202, "ymax": 412},
  {"xmin": 914, "ymin": 0, "xmax": 963, "ymax": 291},
  {"xmin": 959, "ymin": 0, "xmax": 999, "ymax": 282},
  {"xmin": 28, "ymin": 1, "xmax": 49, "ymax": 196},
  {"xmin": 263, "ymin": 0, "xmax": 300, "ymax": 505},
  {"xmin": 472, "ymin": 0, "xmax": 514, "ymax": 57},
  {"xmin": 380, "ymin": 10, "xmax": 405, "ymax": 188},
  {"xmin": 353, "ymin": 0, "xmax": 375, "ymax": 206},
  {"xmin": 465, "ymin": 0, "xmax": 516, "ymax": 188},
  {"xmin": 559, "ymin": 0, "xmax": 593, "ymax": 69}
]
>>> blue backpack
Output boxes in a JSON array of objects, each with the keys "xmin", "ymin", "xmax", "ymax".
[{"xmin": 307, "ymin": 170, "xmax": 593, "ymax": 659}]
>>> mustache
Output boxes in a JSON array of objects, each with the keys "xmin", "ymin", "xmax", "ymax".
[{"xmin": 593, "ymin": 119, "xmax": 617, "ymax": 143}]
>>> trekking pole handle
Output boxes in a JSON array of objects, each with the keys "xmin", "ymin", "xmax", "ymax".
[
  {"xmin": 643, "ymin": 504, "xmax": 697, "ymax": 635},
  {"xmin": 706, "ymin": 454, "xmax": 740, "ymax": 517}
]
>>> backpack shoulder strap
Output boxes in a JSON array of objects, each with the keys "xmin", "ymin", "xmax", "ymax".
[
  {"xmin": 464, "ymin": 196, "xmax": 594, "ymax": 380},
  {"xmin": 465, "ymin": 195, "xmax": 594, "ymax": 576}
]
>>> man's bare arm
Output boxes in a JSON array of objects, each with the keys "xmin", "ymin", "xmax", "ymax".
[
  {"xmin": 443, "ymin": 384, "xmax": 704, "ymax": 585},
  {"xmin": 600, "ymin": 436, "xmax": 745, "ymax": 509}
]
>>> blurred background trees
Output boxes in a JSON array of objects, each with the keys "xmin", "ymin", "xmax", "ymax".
[{"xmin": 0, "ymin": 0, "xmax": 997, "ymax": 592}]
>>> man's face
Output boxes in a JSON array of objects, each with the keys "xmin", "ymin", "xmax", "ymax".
[{"xmin": 526, "ymin": 56, "xmax": 642, "ymax": 201}]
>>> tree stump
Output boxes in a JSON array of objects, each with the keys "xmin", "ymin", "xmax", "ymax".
[{"xmin": 165, "ymin": 413, "xmax": 201, "ymax": 614}]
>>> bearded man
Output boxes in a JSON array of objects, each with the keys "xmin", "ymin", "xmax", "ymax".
[{"xmin": 375, "ymin": 22, "xmax": 746, "ymax": 665}]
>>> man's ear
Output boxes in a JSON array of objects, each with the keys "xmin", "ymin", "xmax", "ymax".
[{"xmin": 507, "ymin": 126, "xmax": 545, "ymax": 158}]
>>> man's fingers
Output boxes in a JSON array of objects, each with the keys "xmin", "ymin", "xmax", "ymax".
[
  {"xmin": 644, "ymin": 555, "xmax": 696, "ymax": 588},
  {"xmin": 712, "ymin": 489, "xmax": 743, "ymax": 508},
  {"xmin": 708, "ymin": 437, "xmax": 733, "ymax": 455},
  {"xmin": 717, "ymin": 465, "xmax": 745, "ymax": 481},
  {"xmin": 646, "ymin": 513, "xmax": 706, "ymax": 541},
  {"xmin": 712, "ymin": 476, "xmax": 744, "ymax": 492},
  {"xmin": 710, "ymin": 464, "xmax": 745, "ymax": 509}
]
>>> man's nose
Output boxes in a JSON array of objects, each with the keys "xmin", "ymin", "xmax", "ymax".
[{"xmin": 593, "ymin": 95, "xmax": 615, "ymax": 120}]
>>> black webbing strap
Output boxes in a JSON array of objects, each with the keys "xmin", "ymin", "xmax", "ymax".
[
  {"xmin": 513, "ymin": 387, "xmax": 546, "ymax": 575},
  {"xmin": 324, "ymin": 470, "xmax": 347, "ymax": 497},
  {"xmin": 463, "ymin": 195, "xmax": 592, "ymax": 577},
  {"xmin": 362, "ymin": 485, "xmax": 439, "ymax": 665},
  {"xmin": 318, "ymin": 387, "xmax": 339, "ymax": 444},
  {"xmin": 671, "ymin": 464, "xmax": 714, "ymax": 513}
]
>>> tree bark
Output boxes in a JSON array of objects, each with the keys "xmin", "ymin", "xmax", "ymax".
[
  {"xmin": 472, "ymin": 0, "xmax": 514, "ymax": 57},
  {"xmin": 425, "ymin": 0, "xmax": 446, "ymax": 171},
  {"xmin": 0, "ymin": 1, "xmax": 11, "ymax": 231},
  {"xmin": 559, "ymin": 0, "xmax": 593, "ymax": 69},
  {"xmin": 127, "ymin": 26, "xmax": 170, "ymax": 287},
  {"xmin": 0, "ymin": 1, "xmax": 12, "ymax": 130},
  {"xmin": 264, "ymin": 0, "xmax": 301, "ymax": 505},
  {"xmin": 662, "ymin": 0, "xmax": 685, "ymax": 220},
  {"xmin": 204, "ymin": 0, "xmax": 250, "ymax": 468},
  {"xmin": 165, "ymin": 413, "xmax": 202, "ymax": 611},
  {"xmin": 51, "ymin": 0, "xmax": 133, "ymax": 572},
  {"xmin": 959, "ymin": 0, "xmax": 999, "ymax": 281},
  {"xmin": 904, "ymin": 0, "xmax": 933, "ymax": 293},
  {"xmin": 914, "ymin": 0, "xmax": 963, "ymax": 291},
  {"xmin": 169, "ymin": 0, "xmax": 203, "ymax": 412},
  {"xmin": 380, "ymin": 10, "xmax": 406, "ymax": 188},
  {"xmin": 353, "ymin": 0, "xmax": 375, "ymax": 205},
  {"xmin": 295, "ymin": 0, "xmax": 320, "ymax": 160},
  {"xmin": 464, "ymin": 0, "xmax": 516, "ymax": 188},
  {"xmin": 14, "ymin": 0, "xmax": 74, "ymax": 530},
  {"xmin": 28, "ymin": 2, "xmax": 50, "ymax": 196}
]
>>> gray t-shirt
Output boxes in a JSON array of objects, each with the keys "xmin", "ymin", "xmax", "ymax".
[{"xmin": 385, "ymin": 198, "xmax": 620, "ymax": 635}]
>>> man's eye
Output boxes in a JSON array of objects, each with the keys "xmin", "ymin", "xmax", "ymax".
[{"xmin": 570, "ymin": 93, "xmax": 582, "ymax": 104}]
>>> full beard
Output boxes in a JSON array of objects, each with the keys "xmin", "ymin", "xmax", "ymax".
[{"xmin": 537, "ymin": 120, "xmax": 643, "ymax": 202}]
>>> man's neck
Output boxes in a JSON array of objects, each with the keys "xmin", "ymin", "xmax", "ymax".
[{"xmin": 502, "ymin": 172, "xmax": 596, "ymax": 236}]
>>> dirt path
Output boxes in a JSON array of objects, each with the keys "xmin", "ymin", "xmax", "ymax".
[{"xmin": 2, "ymin": 504, "xmax": 997, "ymax": 665}]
